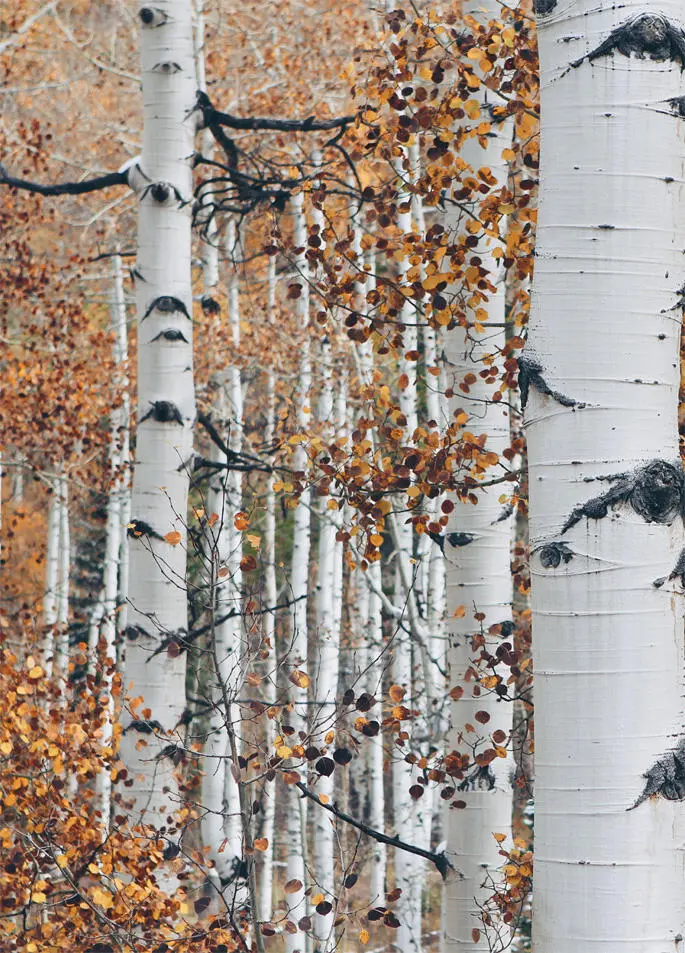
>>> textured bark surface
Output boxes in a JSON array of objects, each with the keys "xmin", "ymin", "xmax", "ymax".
[
  {"xmin": 119, "ymin": 0, "xmax": 197, "ymax": 829},
  {"xmin": 528, "ymin": 0, "xmax": 685, "ymax": 947}
]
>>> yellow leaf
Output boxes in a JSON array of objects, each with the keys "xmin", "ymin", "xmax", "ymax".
[
  {"xmin": 327, "ymin": 499, "xmax": 339, "ymax": 510},
  {"xmin": 0, "ymin": 741, "xmax": 11, "ymax": 755},
  {"xmin": 164, "ymin": 531, "xmax": 182, "ymax": 546},
  {"xmin": 453, "ymin": 605, "xmax": 466, "ymax": 618},
  {"xmin": 406, "ymin": 486, "xmax": 421, "ymax": 498},
  {"xmin": 493, "ymin": 832, "xmax": 506, "ymax": 844},
  {"xmin": 359, "ymin": 929, "xmax": 370, "ymax": 945},
  {"xmin": 312, "ymin": 893, "xmax": 325, "ymax": 906},
  {"xmin": 289, "ymin": 669, "xmax": 311, "ymax": 689},
  {"xmin": 276, "ymin": 745, "xmax": 293, "ymax": 759},
  {"xmin": 247, "ymin": 533, "xmax": 261, "ymax": 549}
]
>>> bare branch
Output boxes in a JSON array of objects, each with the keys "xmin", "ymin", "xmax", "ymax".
[
  {"xmin": 0, "ymin": 164, "xmax": 128, "ymax": 197},
  {"xmin": 295, "ymin": 781, "xmax": 456, "ymax": 881}
]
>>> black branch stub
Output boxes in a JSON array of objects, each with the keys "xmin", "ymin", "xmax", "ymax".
[
  {"xmin": 628, "ymin": 737, "xmax": 685, "ymax": 810},
  {"xmin": 572, "ymin": 14, "xmax": 685, "ymax": 69},
  {"xmin": 518, "ymin": 350, "xmax": 578, "ymax": 410},
  {"xmin": 539, "ymin": 541, "xmax": 574, "ymax": 569},
  {"xmin": 141, "ymin": 181, "xmax": 186, "ymax": 206},
  {"xmin": 127, "ymin": 519, "xmax": 165, "ymax": 541},
  {"xmin": 142, "ymin": 295, "xmax": 191, "ymax": 322},
  {"xmin": 667, "ymin": 96, "xmax": 685, "ymax": 117},
  {"xmin": 653, "ymin": 546, "xmax": 685, "ymax": 588},
  {"xmin": 150, "ymin": 328, "xmax": 189, "ymax": 343},
  {"xmin": 152, "ymin": 62, "xmax": 182, "ymax": 74},
  {"xmin": 140, "ymin": 400, "xmax": 184, "ymax": 425},
  {"xmin": 534, "ymin": 0, "xmax": 557, "ymax": 16},
  {"xmin": 561, "ymin": 459, "xmax": 685, "ymax": 535}
]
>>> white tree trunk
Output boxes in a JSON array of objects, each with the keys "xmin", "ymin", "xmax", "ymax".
[
  {"xmin": 203, "ymin": 221, "xmax": 246, "ymax": 895},
  {"xmin": 43, "ymin": 477, "xmax": 61, "ymax": 673},
  {"xmin": 527, "ymin": 1, "xmax": 685, "ymax": 949},
  {"xmin": 285, "ymin": 189, "xmax": 311, "ymax": 951},
  {"xmin": 119, "ymin": 0, "xmax": 197, "ymax": 831},
  {"xmin": 259, "ymin": 258, "xmax": 279, "ymax": 922},
  {"xmin": 94, "ymin": 250, "xmax": 130, "ymax": 829},
  {"xmin": 312, "ymin": 345, "xmax": 345, "ymax": 951}
]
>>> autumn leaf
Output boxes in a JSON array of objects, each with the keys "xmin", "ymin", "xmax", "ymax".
[{"xmin": 164, "ymin": 530, "xmax": 181, "ymax": 546}]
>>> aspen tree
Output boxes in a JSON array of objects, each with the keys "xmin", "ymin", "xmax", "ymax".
[{"xmin": 527, "ymin": 0, "xmax": 685, "ymax": 948}]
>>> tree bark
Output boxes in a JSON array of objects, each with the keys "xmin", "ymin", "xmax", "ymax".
[
  {"xmin": 527, "ymin": 0, "xmax": 685, "ymax": 948},
  {"xmin": 119, "ymin": 0, "xmax": 197, "ymax": 833}
]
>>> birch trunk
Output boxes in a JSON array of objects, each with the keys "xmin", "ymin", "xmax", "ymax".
[
  {"xmin": 43, "ymin": 478, "xmax": 61, "ymax": 674},
  {"xmin": 94, "ymin": 251, "xmax": 130, "ymax": 829},
  {"xmin": 527, "ymin": 0, "xmax": 685, "ymax": 948},
  {"xmin": 285, "ymin": 189, "xmax": 311, "ymax": 949},
  {"xmin": 119, "ymin": 0, "xmax": 197, "ymax": 831},
  {"xmin": 259, "ymin": 258, "xmax": 278, "ymax": 921},
  {"xmin": 313, "ymin": 348, "xmax": 345, "ymax": 952},
  {"xmin": 202, "ymin": 222, "xmax": 246, "ymax": 895}
]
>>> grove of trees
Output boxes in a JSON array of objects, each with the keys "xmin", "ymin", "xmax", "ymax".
[{"xmin": 1, "ymin": 1, "xmax": 683, "ymax": 952}]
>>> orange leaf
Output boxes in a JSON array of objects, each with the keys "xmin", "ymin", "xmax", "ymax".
[
  {"xmin": 254, "ymin": 838, "xmax": 269, "ymax": 852},
  {"xmin": 164, "ymin": 531, "xmax": 181, "ymax": 546}
]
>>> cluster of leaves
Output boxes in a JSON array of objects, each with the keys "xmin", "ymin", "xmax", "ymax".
[{"xmin": 0, "ymin": 633, "xmax": 244, "ymax": 953}]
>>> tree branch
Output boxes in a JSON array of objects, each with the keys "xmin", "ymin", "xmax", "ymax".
[
  {"xmin": 295, "ymin": 781, "xmax": 456, "ymax": 881},
  {"xmin": 196, "ymin": 91, "xmax": 355, "ymax": 133},
  {"xmin": 0, "ymin": 164, "xmax": 128, "ymax": 196}
]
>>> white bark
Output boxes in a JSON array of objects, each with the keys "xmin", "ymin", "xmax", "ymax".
[
  {"xmin": 43, "ymin": 478, "xmax": 61, "ymax": 674},
  {"xmin": 528, "ymin": 1, "xmax": 685, "ymax": 949},
  {"xmin": 440, "ymin": 11, "xmax": 514, "ymax": 947},
  {"xmin": 365, "ymin": 559, "xmax": 387, "ymax": 903},
  {"xmin": 203, "ymin": 220, "xmax": 246, "ymax": 893},
  {"xmin": 119, "ymin": 0, "xmax": 197, "ymax": 830},
  {"xmin": 93, "ymin": 250, "xmax": 130, "ymax": 829},
  {"xmin": 259, "ymin": 257, "xmax": 278, "ymax": 922},
  {"xmin": 312, "ymin": 347, "xmax": 345, "ymax": 951},
  {"xmin": 285, "ymin": 189, "xmax": 311, "ymax": 950}
]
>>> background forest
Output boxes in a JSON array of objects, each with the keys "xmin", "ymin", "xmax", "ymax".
[{"xmin": 1, "ymin": 1, "xmax": 683, "ymax": 953}]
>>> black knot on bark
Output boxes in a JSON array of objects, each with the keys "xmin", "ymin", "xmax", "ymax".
[
  {"xmin": 141, "ymin": 400, "xmax": 184, "ymax": 425},
  {"xmin": 123, "ymin": 623, "xmax": 153, "ymax": 642},
  {"xmin": 575, "ymin": 13, "xmax": 685, "ymax": 69},
  {"xmin": 629, "ymin": 737, "xmax": 685, "ymax": 809},
  {"xmin": 139, "ymin": 6, "xmax": 168, "ymax": 27},
  {"xmin": 562, "ymin": 459, "xmax": 685, "ymax": 534},
  {"xmin": 142, "ymin": 295, "xmax": 191, "ymax": 321},
  {"xmin": 127, "ymin": 518, "xmax": 164, "ymax": 540},
  {"xmin": 533, "ymin": 0, "xmax": 557, "ymax": 16},
  {"xmin": 151, "ymin": 182, "xmax": 169, "ymax": 202},
  {"xmin": 151, "ymin": 328, "xmax": 189, "ymax": 343}
]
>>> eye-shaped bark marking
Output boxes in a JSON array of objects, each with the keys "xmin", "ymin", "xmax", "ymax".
[
  {"xmin": 127, "ymin": 518, "xmax": 165, "ymax": 541},
  {"xmin": 538, "ymin": 541, "xmax": 574, "ymax": 569},
  {"xmin": 457, "ymin": 765, "xmax": 496, "ymax": 792},
  {"xmin": 139, "ymin": 6, "xmax": 168, "ymax": 27},
  {"xmin": 572, "ymin": 14, "xmax": 685, "ymax": 69},
  {"xmin": 447, "ymin": 531, "xmax": 476, "ymax": 548},
  {"xmin": 628, "ymin": 737, "xmax": 685, "ymax": 810},
  {"xmin": 123, "ymin": 623, "xmax": 154, "ymax": 642},
  {"xmin": 518, "ymin": 350, "xmax": 577, "ymax": 410},
  {"xmin": 152, "ymin": 62, "xmax": 183, "ymax": 74},
  {"xmin": 140, "ymin": 400, "xmax": 184, "ymax": 425},
  {"xmin": 142, "ymin": 295, "xmax": 191, "ymax": 322},
  {"xmin": 150, "ymin": 328, "xmax": 189, "ymax": 343},
  {"xmin": 141, "ymin": 182, "xmax": 187, "ymax": 206},
  {"xmin": 533, "ymin": 0, "xmax": 557, "ymax": 15},
  {"xmin": 653, "ymin": 547, "xmax": 685, "ymax": 589},
  {"xmin": 561, "ymin": 460, "xmax": 685, "ymax": 534}
]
